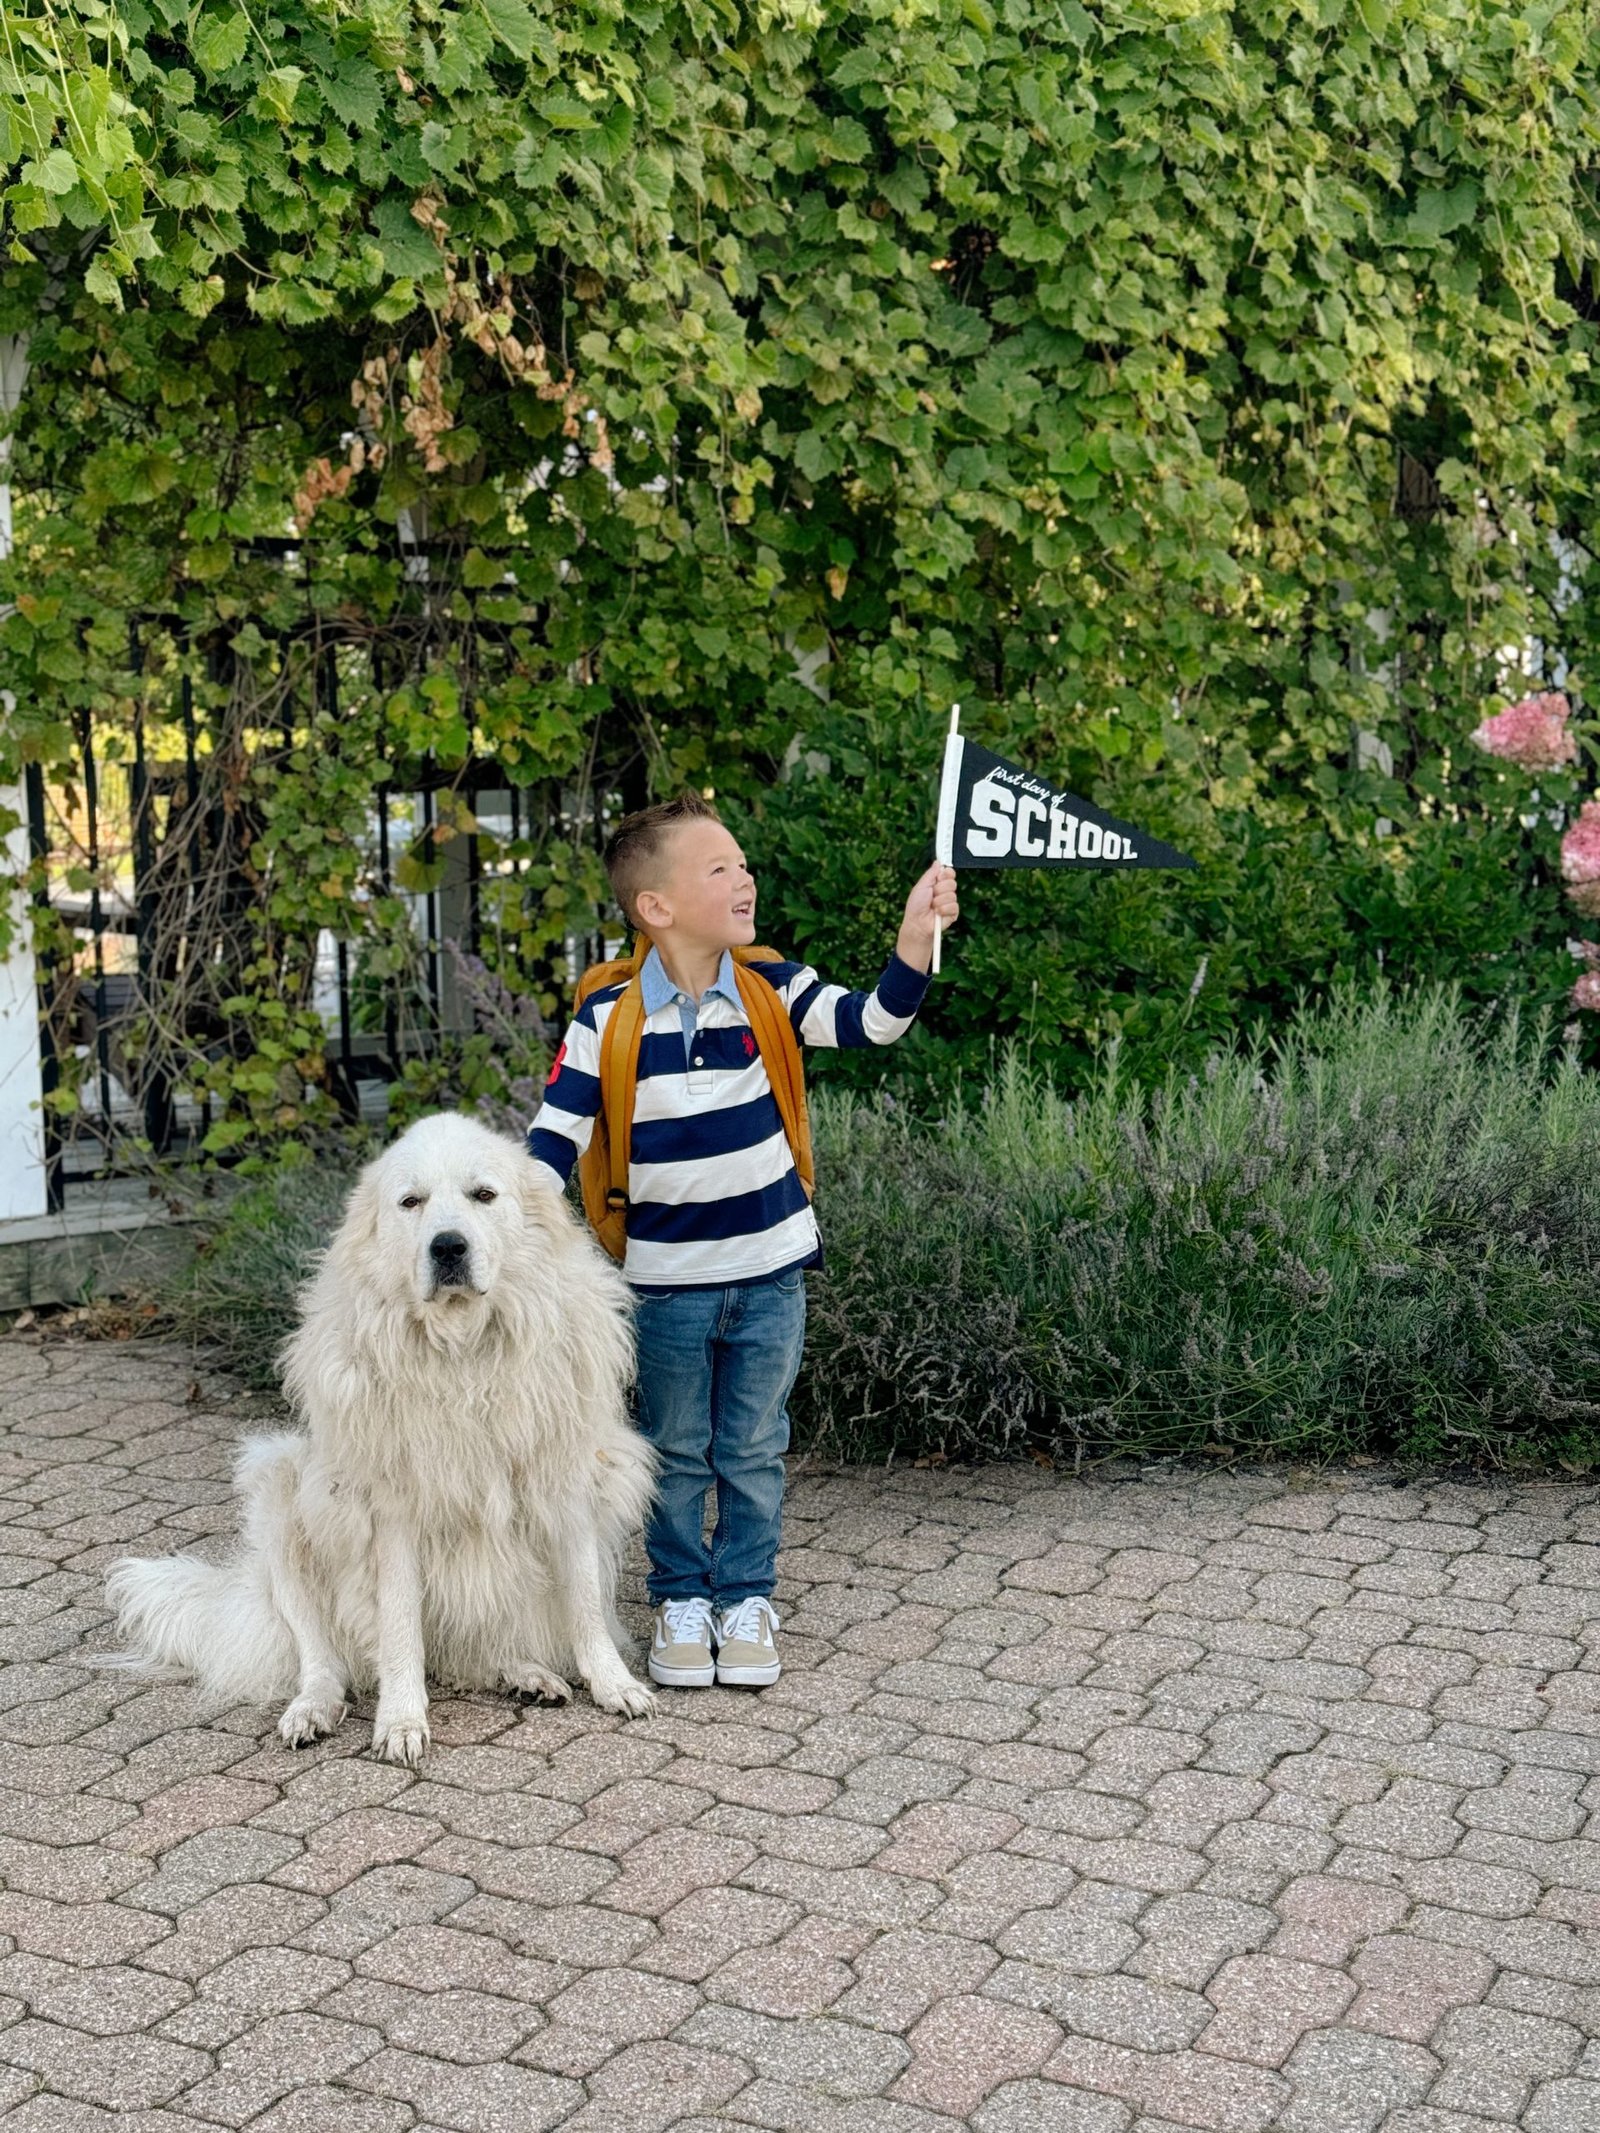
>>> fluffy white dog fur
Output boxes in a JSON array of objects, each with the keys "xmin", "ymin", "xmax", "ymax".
[{"xmin": 103, "ymin": 1112, "xmax": 657, "ymax": 1764}]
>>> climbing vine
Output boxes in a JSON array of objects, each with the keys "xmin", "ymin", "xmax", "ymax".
[{"xmin": 3, "ymin": 0, "xmax": 1600, "ymax": 1155}]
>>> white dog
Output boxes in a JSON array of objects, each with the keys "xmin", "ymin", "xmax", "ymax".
[{"xmin": 104, "ymin": 1112, "xmax": 657, "ymax": 1763}]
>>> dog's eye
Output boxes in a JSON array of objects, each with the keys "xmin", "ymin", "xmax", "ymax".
[
  {"xmin": 470, "ymin": 1187, "xmax": 498, "ymax": 1204},
  {"xmin": 399, "ymin": 1194, "xmax": 423, "ymax": 1211}
]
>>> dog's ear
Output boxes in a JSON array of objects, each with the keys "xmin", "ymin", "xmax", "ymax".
[
  {"xmin": 517, "ymin": 1162, "xmax": 571, "ymax": 1242},
  {"xmin": 327, "ymin": 1159, "xmax": 384, "ymax": 1268}
]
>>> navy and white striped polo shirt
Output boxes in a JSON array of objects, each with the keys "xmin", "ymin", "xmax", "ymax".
[{"xmin": 526, "ymin": 944, "xmax": 930, "ymax": 1288}]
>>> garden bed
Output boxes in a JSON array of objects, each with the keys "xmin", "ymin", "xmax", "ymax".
[{"xmin": 158, "ymin": 988, "xmax": 1600, "ymax": 1474}]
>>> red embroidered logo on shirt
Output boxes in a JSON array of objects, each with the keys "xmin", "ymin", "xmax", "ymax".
[
  {"xmin": 742, "ymin": 1031, "xmax": 756, "ymax": 1059},
  {"xmin": 546, "ymin": 1042, "xmax": 567, "ymax": 1084}
]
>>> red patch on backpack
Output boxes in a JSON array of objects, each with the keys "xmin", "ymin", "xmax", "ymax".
[
  {"xmin": 742, "ymin": 1031, "xmax": 756, "ymax": 1059},
  {"xmin": 546, "ymin": 1042, "xmax": 567, "ymax": 1084}
]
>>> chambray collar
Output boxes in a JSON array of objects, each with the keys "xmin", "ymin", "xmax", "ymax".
[{"xmin": 638, "ymin": 945, "xmax": 741, "ymax": 1016}]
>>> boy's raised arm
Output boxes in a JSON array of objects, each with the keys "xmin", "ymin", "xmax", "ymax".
[{"xmin": 759, "ymin": 863, "xmax": 960, "ymax": 1051}]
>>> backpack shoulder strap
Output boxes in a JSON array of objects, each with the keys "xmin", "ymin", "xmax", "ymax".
[
  {"xmin": 733, "ymin": 961, "xmax": 816, "ymax": 1202},
  {"xmin": 595, "ymin": 974, "xmax": 646, "ymax": 1236},
  {"xmin": 576, "ymin": 938, "xmax": 646, "ymax": 1012}
]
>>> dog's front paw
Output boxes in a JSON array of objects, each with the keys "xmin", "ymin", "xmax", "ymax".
[
  {"xmin": 503, "ymin": 1663, "xmax": 573, "ymax": 1707},
  {"xmin": 590, "ymin": 1671, "xmax": 656, "ymax": 1719},
  {"xmin": 278, "ymin": 1692, "xmax": 347, "ymax": 1748},
  {"xmin": 372, "ymin": 1710, "xmax": 430, "ymax": 1766}
]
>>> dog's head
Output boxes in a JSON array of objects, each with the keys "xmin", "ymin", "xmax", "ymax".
[
  {"xmin": 331, "ymin": 1112, "xmax": 568, "ymax": 1328},
  {"xmin": 284, "ymin": 1110, "xmax": 634, "ymax": 1426}
]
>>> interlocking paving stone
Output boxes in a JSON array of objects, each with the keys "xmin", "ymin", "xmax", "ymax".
[
  {"xmin": 837, "ymin": 1926, "xmax": 998, "ymax": 2030},
  {"xmin": 676, "ymin": 2003, "xmax": 911, "ymax": 2095},
  {"xmin": 1042, "ymin": 2035, "xmax": 1291, "ymax": 2130},
  {"xmin": 0, "ymin": 2017, "xmax": 212, "ymax": 2109},
  {"xmin": 1426, "ymin": 2005, "xmax": 1584, "ymax": 2119},
  {"xmin": 245, "ymin": 2089, "xmax": 415, "ymax": 2133},
  {"xmin": 717, "ymin": 2077, "xmax": 949, "ymax": 2133},
  {"xmin": 7, "ymin": 1336, "xmax": 1600, "ymax": 2130},
  {"xmin": 321, "ymin": 1980, "xmax": 543, "ymax": 2065},
  {"xmin": 0, "ymin": 1950, "xmax": 191, "ymax": 2036},
  {"xmin": 122, "ymin": 1826, "xmax": 304, "ymax": 1914},
  {"xmin": 1121, "ymin": 1892, "xmax": 1274, "ymax": 1990},
  {"xmin": 354, "ymin": 1923, "xmax": 569, "ymax": 2002},
  {"xmin": 973, "ymin": 2078, "xmax": 1133, "ymax": 2132},
  {"xmin": 347, "ymin": 2046, "xmax": 582, "ymax": 2130},
  {"xmin": 1345, "ymin": 1934, "xmax": 1495, "ymax": 2043},
  {"xmin": 890, "ymin": 1994, "xmax": 1062, "ymax": 2116},
  {"xmin": 567, "ymin": 2038, "xmax": 750, "ymax": 2130},
  {"xmin": 1524, "ymin": 2077, "xmax": 1600, "ymax": 2131},
  {"xmin": 544, "ymin": 1968, "xmax": 700, "ymax": 2039},
  {"xmin": 178, "ymin": 2011, "xmax": 383, "ymax": 2126},
  {"xmin": 1277, "ymin": 2031, "xmax": 1439, "ymax": 2131},
  {"xmin": 137, "ymin": 1885, "xmax": 326, "ymax": 1979},
  {"xmin": 702, "ymin": 1938, "xmax": 854, "ymax": 2017},
  {"xmin": 1197, "ymin": 1951, "xmax": 1354, "ymax": 2067}
]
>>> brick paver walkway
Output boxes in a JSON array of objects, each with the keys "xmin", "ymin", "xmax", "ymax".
[{"xmin": 3, "ymin": 1334, "xmax": 1600, "ymax": 2133}]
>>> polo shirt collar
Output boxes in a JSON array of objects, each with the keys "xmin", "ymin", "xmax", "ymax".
[{"xmin": 638, "ymin": 945, "xmax": 741, "ymax": 1014}]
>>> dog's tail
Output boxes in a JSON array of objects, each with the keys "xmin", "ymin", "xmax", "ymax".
[
  {"xmin": 99, "ymin": 1432, "xmax": 306, "ymax": 1708},
  {"xmin": 102, "ymin": 1558, "xmax": 282, "ymax": 1698},
  {"xmin": 100, "ymin": 1551, "xmax": 295, "ymax": 1708}
]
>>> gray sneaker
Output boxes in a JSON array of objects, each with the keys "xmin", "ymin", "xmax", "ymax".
[
  {"xmin": 648, "ymin": 1597, "xmax": 715, "ymax": 1688},
  {"xmin": 714, "ymin": 1596, "xmax": 781, "ymax": 1687}
]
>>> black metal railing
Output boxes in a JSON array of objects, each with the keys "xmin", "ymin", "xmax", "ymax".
[{"xmin": 25, "ymin": 640, "xmax": 610, "ymax": 1208}]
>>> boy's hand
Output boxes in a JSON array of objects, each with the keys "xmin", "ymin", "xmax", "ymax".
[{"xmin": 896, "ymin": 863, "xmax": 960, "ymax": 972}]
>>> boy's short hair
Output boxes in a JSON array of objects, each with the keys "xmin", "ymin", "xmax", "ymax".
[{"xmin": 604, "ymin": 791, "xmax": 721, "ymax": 931}]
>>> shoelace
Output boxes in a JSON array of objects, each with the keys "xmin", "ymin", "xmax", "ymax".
[
  {"xmin": 716, "ymin": 1596, "xmax": 779, "ymax": 1645},
  {"xmin": 659, "ymin": 1596, "xmax": 714, "ymax": 1645}
]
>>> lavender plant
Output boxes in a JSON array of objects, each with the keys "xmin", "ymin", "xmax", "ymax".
[
  {"xmin": 797, "ymin": 989, "xmax": 1600, "ymax": 1471},
  {"xmin": 385, "ymin": 943, "xmax": 554, "ymax": 1138}
]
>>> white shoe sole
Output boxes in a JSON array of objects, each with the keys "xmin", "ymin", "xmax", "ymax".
[
  {"xmin": 714, "ymin": 1658, "xmax": 780, "ymax": 1687},
  {"xmin": 648, "ymin": 1653, "xmax": 715, "ymax": 1687}
]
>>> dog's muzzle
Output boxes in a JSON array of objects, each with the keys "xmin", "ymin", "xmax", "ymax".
[{"xmin": 428, "ymin": 1229, "xmax": 474, "ymax": 1292}]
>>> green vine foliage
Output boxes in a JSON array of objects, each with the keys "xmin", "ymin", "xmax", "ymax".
[{"xmin": 4, "ymin": 1, "xmax": 1600, "ymax": 1155}]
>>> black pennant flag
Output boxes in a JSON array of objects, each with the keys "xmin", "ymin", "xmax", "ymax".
[{"xmin": 936, "ymin": 731, "xmax": 1195, "ymax": 873}]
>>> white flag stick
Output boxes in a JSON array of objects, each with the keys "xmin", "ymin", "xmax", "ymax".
[{"xmin": 932, "ymin": 702, "xmax": 962, "ymax": 976}]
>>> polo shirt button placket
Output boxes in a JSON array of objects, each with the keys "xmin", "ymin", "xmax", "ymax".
[{"xmin": 683, "ymin": 997, "xmax": 713, "ymax": 1098}]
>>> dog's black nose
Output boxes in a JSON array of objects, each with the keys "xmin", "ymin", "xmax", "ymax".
[{"xmin": 429, "ymin": 1230, "xmax": 468, "ymax": 1265}]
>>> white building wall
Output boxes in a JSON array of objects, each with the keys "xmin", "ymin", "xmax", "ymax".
[{"xmin": 0, "ymin": 331, "xmax": 46, "ymax": 1217}]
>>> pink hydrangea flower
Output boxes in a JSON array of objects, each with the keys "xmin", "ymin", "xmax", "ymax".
[
  {"xmin": 1572, "ymin": 970, "xmax": 1600, "ymax": 1013},
  {"xmin": 1471, "ymin": 690, "xmax": 1576, "ymax": 770},
  {"xmin": 1561, "ymin": 799, "xmax": 1600, "ymax": 914}
]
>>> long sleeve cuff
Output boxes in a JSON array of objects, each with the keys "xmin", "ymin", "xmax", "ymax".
[
  {"xmin": 525, "ymin": 1129, "xmax": 577, "ymax": 1188},
  {"xmin": 877, "ymin": 953, "xmax": 931, "ymax": 1022}
]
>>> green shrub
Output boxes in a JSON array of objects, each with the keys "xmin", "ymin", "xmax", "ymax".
[
  {"xmin": 796, "ymin": 988, "xmax": 1600, "ymax": 1471},
  {"xmin": 158, "ymin": 986, "xmax": 1600, "ymax": 1471},
  {"xmin": 163, "ymin": 1165, "xmax": 357, "ymax": 1390}
]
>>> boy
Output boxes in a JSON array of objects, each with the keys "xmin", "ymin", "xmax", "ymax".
[{"xmin": 525, "ymin": 794, "xmax": 959, "ymax": 1689}]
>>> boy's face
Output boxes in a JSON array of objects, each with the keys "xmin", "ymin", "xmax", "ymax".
[{"xmin": 636, "ymin": 820, "xmax": 757, "ymax": 949}]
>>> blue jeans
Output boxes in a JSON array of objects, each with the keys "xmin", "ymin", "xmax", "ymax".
[{"xmin": 631, "ymin": 1271, "xmax": 807, "ymax": 1608}]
